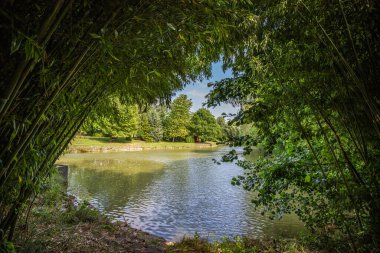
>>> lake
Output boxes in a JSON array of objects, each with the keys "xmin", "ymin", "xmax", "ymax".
[{"xmin": 59, "ymin": 147, "xmax": 305, "ymax": 241}]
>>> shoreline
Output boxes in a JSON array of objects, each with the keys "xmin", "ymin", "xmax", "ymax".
[
  {"xmin": 14, "ymin": 173, "xmax": 167, "ymax": 252},
  {"xmin": 67, "ymin": 143, "xmax": 217, "ymax": 153},
  {"xmin": 15, "ymin": 187, "xmax": 319, "ymax": 253},
  {"xmin": 36, "ymin": 137, "xmax": 323, "ymax": 252},
  {"xmin": 66, "ymin": 136, "xmax": 219, "ymax": 153}
]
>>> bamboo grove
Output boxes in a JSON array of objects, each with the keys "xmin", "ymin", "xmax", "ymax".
[
  {"xmin": 0, "ymin": 0, "xmax": 254, "ymax": 241},
  {"xmin": 1, "ymin": 0, "xmax": 379, "ymax": 252},
  {"xmin": 207, "ymin": 0, "xmax": 380, "ymax": 252}
]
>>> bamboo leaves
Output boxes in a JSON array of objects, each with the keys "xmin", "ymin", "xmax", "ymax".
[
  {"xmin": 24, "ymin": 37, "xmax": 45, "ymax": 62},
  {"xmin": 0, "ymin": 0, "xmax": 254, "ymax": 242},
  {"xmin": 206, "ymin": 0, "xmax": 380, "ymax": 250}
]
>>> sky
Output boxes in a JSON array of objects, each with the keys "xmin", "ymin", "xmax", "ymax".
[{"xmin": 174, "ymin": 61, "xmax": 239, "ymax": 118}]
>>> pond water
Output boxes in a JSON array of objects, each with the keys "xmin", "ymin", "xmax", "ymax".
[{"xmin": 59, "ymin": 147, "xmax": 305, "ymax": 241}]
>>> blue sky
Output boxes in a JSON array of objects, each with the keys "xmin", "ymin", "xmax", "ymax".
[{"xmin": 174, "ymin": 61, "xmax": 238, "ymax": 117}]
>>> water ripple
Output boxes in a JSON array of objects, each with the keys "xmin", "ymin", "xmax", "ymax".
[{"xmin": 65, "ymin": 148, "xmax": 305, "ymax": 241}]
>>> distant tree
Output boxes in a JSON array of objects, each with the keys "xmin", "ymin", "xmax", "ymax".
[
  {"xmin": 139, "ymin": 107, "xmax": 163, "ymax": 142},
  {"xmin": 215, "ymin": 116, "xmax": 228, "ymax": 141},
  {"xmin": 164, "ymin": 95, "xmax": 192, "ymax": 141},
  {"xmin": 216, "ymin": 116, "xmax": 227, "ymax": 128},
  {"xmin": 190, "ymin": 108, "xmax": 222, "ymax": 142},
  {"xmin": 139, "ymin": 112, "xmax": 152, "ymax": 142},
  {"xmin": 82, "ymin": 98, "xmax": 138, "ymax": 138},
  {"xmin": 148, "ymin": 108, "xmax": 164, "ymax": 142},
  {"xmin": 158, "ymin": 105, "xmax": 169, "ymax": 123}
]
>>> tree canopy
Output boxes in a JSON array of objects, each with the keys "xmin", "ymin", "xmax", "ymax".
[
  {"xmin": 82, "ymin": 97, "xmax": 139, "ymax": 138},
  {"xmin": 190, "ymin": 108, "xmax": 222, "ymax": 142},
  {"xmin": 164, "ymin": 95, "xmax": 192, "ymax": 142},
  {"xmin": 0, "ymin": 0, "xmax": 254, "ymax": 241},
  {"xmin": 138, "ymin": 106, "xmax": 164, "ymax": 142},
  {"xmin": 1, "ymin": 0, "xmax": 379, "ymax": 251},
  {"xmin": 207, "ymin": 0, "xmax": 380, "ymax": 251}
]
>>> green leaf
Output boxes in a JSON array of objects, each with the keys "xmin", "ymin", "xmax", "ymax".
[
  {"xmin": 89, "ymin": 33, "xmax": 102, "ymax": 39},
  {"xmin": 305, "ymin": 174, "xmax": 311, "ymax": 183},
  {"xmin": 178, "ymin": 34, "xmax": 186, "ymax": 42},
  {"xmin": 153, "ymin": 70, "xmax": 161, "ymax": 77},
  {"xmin": 167, "ymin": 23, "xmax": 176, "ymax": 31},
  {"xmin": 11, "ymin": 37, "xmax": 22, "ymax": 54},
  {"xmin": 10, "ymin": 131, "xmax": 17, "ymax": 142}
]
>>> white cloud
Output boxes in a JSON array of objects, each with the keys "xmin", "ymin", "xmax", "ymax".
[{"xmin": 186, "ymin": 89, "xmax": 207, "ymax": 98}]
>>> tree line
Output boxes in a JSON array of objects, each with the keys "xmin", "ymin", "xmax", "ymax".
[
  {"xmin": 0, "ymin": 0, "xmax": 379, "ymax": 251},
  {"xmin": 82, "ymin": 94, "xmax": 242, "ymax": 143}
]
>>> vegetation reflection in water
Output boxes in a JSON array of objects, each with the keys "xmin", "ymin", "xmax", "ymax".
[{"xmin": 59, "ymin": 148, "xmax": 305, "ymax": 241}]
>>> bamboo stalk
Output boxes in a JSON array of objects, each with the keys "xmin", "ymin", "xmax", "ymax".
[
  {"xmin": 0, "ymin": 44, "xmax": 93, "ymax": 181},
  {"xmin": 0, "ymin": 0, "xmax": 68, "ymax": 120}
]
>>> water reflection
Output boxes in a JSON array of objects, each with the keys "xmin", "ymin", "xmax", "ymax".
[{"xmin": 59, "ymin": 147, "xmax": 305, "ymax": 241}]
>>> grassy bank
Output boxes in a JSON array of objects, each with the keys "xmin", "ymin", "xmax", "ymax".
[
  {"xmin": 166, "ymin": 236, "xmax": 321, "ymax": 253},
  {"xmin": 13, "ymin": 173, "xmax": 165, "ymax": 253},
  {"xmin": 67, "ymin": 136, "xmax": 218, "ymax": 153}
]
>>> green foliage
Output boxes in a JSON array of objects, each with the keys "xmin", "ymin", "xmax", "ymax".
[
  {"xmin": 82, "ymin": 98, "xmax": 139, "ymax": 138},
  {"xmin": 0, "ymin": 240, "xmax": 15, "ymax": 253},
  {"xmin": 139, "ymin": 107, "xmax": 164, "ymax": 142},
  {"xmin": 83, "ymin": 100, "xmax": 228, "ymax": 143},
  {"xmin": 216, "ymin": 116, "xmax": 227, "ymax": 129},
  {"xmin": 39, "ymin": 173, "xmax": 65, "ymax": 207},
  {"xmin": 207, "ymin": 0, "xmax": 380, "ymax": 251},
  {"xmin": 166, "ymin": 234, "xmax": 314, "ymax": 253},
  {"xmin": 31, "ymin": 175, "xmax": 100, "ymax": 225},
  {"xmin": 139, "ymin": 113, "xmax": 153, "ymax": 142},
  {"xmin": 14, "ymin": 172, "xmax": 167, "ymax": 253},
  {"xmin": 63, "ymin": 201, "xmax": 100, "ymax": 224},
  {"xmin": 190, "ymin": 108, "xmax": 222, "ymax": 142},
  {"xmin": 164, "ymin": 95, "xmax": 192, "ymax": 141},
  {"xmin": 147, "ymin": 108, "xmax": 164, "ymax": 142},
  {"xmin": 0, "ymin": 1, "xmax": 253, "ymax": 240}
]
